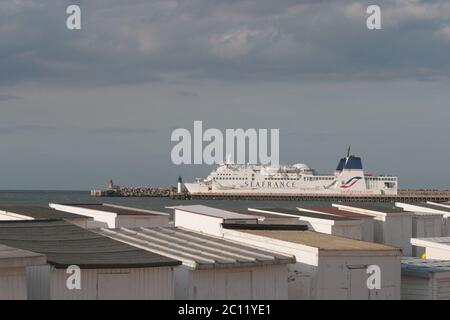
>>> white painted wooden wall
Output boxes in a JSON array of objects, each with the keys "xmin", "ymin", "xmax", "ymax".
[
  {"xmin": 27, "ymin": 266, "xmax": 175, "ymax": 300},
  {"xmin": 184, "ymin": 265, "xmax": 288, "ymax": 300},
  {"xmin": 316, "ymin": 253, "xmax": 401, "ymax": 300},
  {"xmin": 402, "ymin": 272, "xmax": 450, "ymax": 300},
  {"xmin": 0, "ymin": 267, "xmax": 28, "ymax": 300},
  {"xmin": 223, "ymin": 229, "xmax": 401, "ymax": 300},
  {"xmin": 174, "ymin": 210, "xmax": 224, "ymax": 236},
  {"xmin": 412, "ymin": 215, "xmax": 443, "ymax": 257}
]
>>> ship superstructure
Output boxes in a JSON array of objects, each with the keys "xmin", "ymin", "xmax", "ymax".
[{"xmin": 184, "ymin": 149, "xmax": 398, "ymax": 195}]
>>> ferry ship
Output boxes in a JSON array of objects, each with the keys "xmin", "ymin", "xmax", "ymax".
[{"xmin": 183, "ymin": 149, "xmax": 398, "ymax": 195}]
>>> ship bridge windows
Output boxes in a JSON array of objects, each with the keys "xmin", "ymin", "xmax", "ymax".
[{"xmin": 385, "ymin": 182, "xmax": 396, "ymax": 188}]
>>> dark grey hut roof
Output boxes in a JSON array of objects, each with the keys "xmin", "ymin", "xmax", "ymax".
[{"xmin": 0, "ymin": 220, "xmax": 181, "ymax": 269}]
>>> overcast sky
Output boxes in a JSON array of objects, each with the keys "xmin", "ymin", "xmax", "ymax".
[{"xmin": 1, "ymin": 0, "xmax": 450, "ymax": 189}]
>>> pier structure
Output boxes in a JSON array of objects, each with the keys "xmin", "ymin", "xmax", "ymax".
[{"xmin": 186, "ymin": 192, "xmax": 450, "ymax": 202}]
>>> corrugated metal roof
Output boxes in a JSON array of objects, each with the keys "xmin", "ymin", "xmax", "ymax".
[
  {"xmin": 411, "ymin": 237, "xmax": 450, "ymax": 253},
  {"xmin": 56, "ymin": 203, "xmax": 169, "ymax": 216},
  {"xmin": 311, "ymin": 206, "xmax": 437, "ymax": 218},
  {"xmin": 173, "ymin": 205, "xmax": 258, "ymax": 220},
  {"xmin": 333, "ymin": 203, "xmax": 405, "ymax": 214},
  {"xmin": 0, "ymin": 205, "xmax": 83, "ymax": 220},
  {"xmin": 413, "ymin": 203, "xmax": 450, "ymax": 213},
  {"xmin": 0, "ymin": 220, "xmax": 181, "ymax": 269},
  {"xmin": 414, "ymin": 237, "xmax": 450, "ymax": 244},
  {"xmin": 249, "ymin": 208, "xmax": 356, "ymax": 221},
  {"xmin": 402, "ymin": 257, "xmax": 450, "ymax": 275},
  {"xmin": 97, "ymin": 226, "xmax": 295, "ymax": 270},
  {"xmin": 237, "ymin": 230, "xmax": 400, "ymax": 251},
  {"xmin": 0, "ymin": 244, "xmax": 47, "ymax": 268},
  {"xmin": 296, "ymin": 207, "xmax": 369, "ymax": 218},
  {"xmin": 410, "ymin": 211, "xmax": 444, "ymax": 217},
  {"xmin": 226, "ymin": 208, "xmax": 298, "ymax": 220}
]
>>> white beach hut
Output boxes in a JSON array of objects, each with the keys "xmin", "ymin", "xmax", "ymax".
[
  {"xmin": 98, "ymin": 226, "xmax": 295, "ymax": 300},
  {"xmin": 172, "ymin": 205, "xmax": 261, "ymax": 236},
  {"xmin": 410, "ymin": 237, "xmax": 450, "ymax": 260},
  {"xmin": 332, "ymin": 203, "xmax": 413, "ymax": 256},
  {"xmin": 50, "ymin": 203, "xmax": 170, "ymax": 229},
  {"xmin": 401, "ymin": 257, "xmax": 450, "ymax": 300},
  {"xmin": 249, "ymin": 207, "xmax": 364, "ymax": 240},
  {"xmin": 296, "ymin": 206, "xmax": 375, "ymax": 242},
  {"xmin": 172, "ymin": 205, "xmax": 402, "ymax": 300},
  {"xmin": 222, "ymin": 227, "xmax": 401, "ymax": 300},
  {"xmin": 0, "ymin": 220, "xmax": 181, "ymax": 300},
  {"xmin": 0, "ymin": 205, "xmax": 93, "ymax": 228},
  {"xmin": 0, "ymin": 244, "xmax": 46, "ymax": 300},
  {"xmin": 396, "ymin": 202, "xmax": 450, "ymax": 237}
]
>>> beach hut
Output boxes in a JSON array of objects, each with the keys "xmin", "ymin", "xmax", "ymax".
[
  {"xmin": 222, "ymin": 227, "xmax": 401, "ymax": 300},
  {"xmin": 410, "ymin": 237, "xmax": 450, "ymax": 260},
  {"xmin": 227, "ymin": 208, "xmax": 302, "ymax": 225},
  {"xmin": 396, "ymin": 202, "xmax": 450, "ymax": 237},
  {"xmin": 401, "ymin": 257, "xmax": 450, "ymax": 300},
  {"xmin": 296, "ymin": 206, "xmax": 375, "ymax": 242},
  {"xmin": 332, "ymin": 203, "xmax": 413, "ymax": 256},
  {"xmin": 49, "ymin": 203, "xmax": 170, "ymax": 229},
  {"xmin": 0, "ymin": 244, "xmax": 46, "ymax": 300},
  {"xmin": 0, "ymin": 205, "xmax": 93, "ymax": 228},
  {"xmin": 172, "ymin": 205, "xmax": 402, "ymax": 300},
  {"xmin": 172, "ymin": 205, "xmax": 261, "ymax": 236},
  {"xmin": 0, "ymin": 220, "xmax": 181, "ymax": 300},
  {"xmin": 248, "ymin": 207, "xmax": 363, "ymax": 240},
  {"xmin": 98, "ymin": 226, "xmax": 295, "ymax": 300},
  {"xmin": 410, "ymin": 212, "xmax": 444, "ymax": 257}
]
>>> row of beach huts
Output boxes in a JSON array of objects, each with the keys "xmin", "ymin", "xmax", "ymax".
[{"xmin": 1, "ymin": 201, "xmax": 450, "ymax": 300}]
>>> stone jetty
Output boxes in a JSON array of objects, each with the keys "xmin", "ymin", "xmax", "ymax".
[{"xmin": 91, "ymin": 186, "xmax": 177, "ymax": 197}]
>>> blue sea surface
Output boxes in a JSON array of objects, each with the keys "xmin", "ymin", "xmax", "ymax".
[{"xmin": 0, "ymin": 190, "xmax": 318, "ymax": 214}]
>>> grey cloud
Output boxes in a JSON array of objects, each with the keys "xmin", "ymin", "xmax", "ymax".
[
  {"xmin": 88, "ymin": 127, "xmax": 157, "ymax": 135},
  {"xmin": 0, "ymin": 95, "xmax": 20, "ymax": 101},
  {"xmin": 0, "ymin": 124, "xmax": 57, "ymax": 135},
  {"xmin": 1, "ymin": 1, "xmax": 450, "ymax": 189},
  {"xmin": 1, "ymin": 0, "xmax": 450, "ymax": 87},
  {"xmin": 177, "ymin": 91, "xmax": 199, "ymax": 97}
]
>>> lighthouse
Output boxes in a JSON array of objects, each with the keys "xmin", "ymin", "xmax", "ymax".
[
  {"xmin": 107, "ymin": 179, "xmax": 114, "ymax": 190},
  {"xmin": 177, "ymin": 176, "xmax": 184, "ymax": 193}
]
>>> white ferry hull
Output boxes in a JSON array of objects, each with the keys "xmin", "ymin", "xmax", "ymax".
[{"xmin": 183, "ymin": 182, "xmax": 396, "ymax": 195}]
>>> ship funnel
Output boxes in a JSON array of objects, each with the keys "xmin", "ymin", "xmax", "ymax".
[
  {"xmin": 343, "ymin": 156, "xmax": 363, "ymax": 170},
  {"xmin": 335, "ymin": 158, "xmax": 346, "ymax": 173}
]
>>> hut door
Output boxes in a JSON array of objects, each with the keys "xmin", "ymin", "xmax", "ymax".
[
  {"xmin": 347, "ymin": 266, "xmax": 369, "ymax": 300},
  {"xmin": 225, "ymin": 271, "xmax": 252, "ymax": 300}
]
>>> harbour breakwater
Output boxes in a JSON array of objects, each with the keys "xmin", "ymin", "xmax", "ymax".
[
  {"xmin": 91, "ymin": 186, "xmax": 176, "ymax": 197},
  {"xmin": 91, "ymin": 186, "xmax": 450, "ymax": 202}
]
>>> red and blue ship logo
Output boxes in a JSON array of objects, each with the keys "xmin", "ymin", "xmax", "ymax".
[{"xmin": 340, "ymin": 176, "xmax": 362, "ymax": 189}]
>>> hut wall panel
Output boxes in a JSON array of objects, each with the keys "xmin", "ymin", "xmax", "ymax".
[
  {"xmin": 317, "ymin": 253, "xmax": 401, "ymax": 300},
  {"xmin": 188, "ymin": 265, "xmax": 288, "ymax": 300},
  {"xmin": 0, "ymin": 267, "xmax": 27, "ymax": 300},
  {"xmin": 42, "ymin": 266, "xmax": 174, "ymax": 300},
  {"xmin": 26, "ymin": 265, "xmax": 50, "ymax": 300},
  {"xmin": 401, "ymin": 276, "xmax": 431, "ymax": 300}
]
